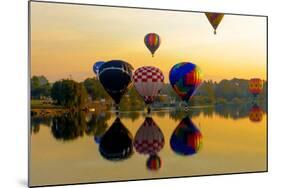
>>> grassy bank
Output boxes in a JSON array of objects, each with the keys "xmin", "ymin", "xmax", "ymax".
[{"xmin": 31, "ymin": 100, "xmax": 63, "ymax": 109}]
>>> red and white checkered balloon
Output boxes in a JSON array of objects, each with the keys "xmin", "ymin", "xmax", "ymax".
[
  {"xmin": 133, "ymin": 117, "xmax": 165, "ymax": 155},
  {"xmin": 133, "ymin": 66, "xmax": 164, "ymax": 104}
]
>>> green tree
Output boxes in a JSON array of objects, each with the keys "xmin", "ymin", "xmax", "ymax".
[
  {"xmin": 51, "ymin": 79, "xmax": 88, "ymax": 108},
  {"xmin": 31, "ymin": 75, "xmax": 51, "ymax": 99},
  {"xmin": 83, "ymin": 78, "xmax": 109, "ymax": 100}
]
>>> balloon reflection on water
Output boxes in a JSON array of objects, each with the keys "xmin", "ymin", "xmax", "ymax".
[
  {"xmin": 249, "ymin": 104, "xmax": 263, "ymax": 122},
  {"xmin": 99, "ymin": 117, "xmax": 134, "ymax": 161},
  {"xmin": 134, "ymin": 117, "xmax": 164, "ymax": 170},
  {"xmin": 170, "ymin": 116, "xmax": 202, "ymax": 156}
]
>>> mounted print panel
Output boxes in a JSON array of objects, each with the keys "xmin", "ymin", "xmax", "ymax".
[{"xmin": 29, "ymin": 1, "xmax": 267, "ymax": 187}]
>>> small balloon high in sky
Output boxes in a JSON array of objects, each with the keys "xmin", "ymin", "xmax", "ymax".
[
  {"xmin": 144, "ymin": 33, "xmax": 161, "ymax": 57},
  {"xmin": 205, "ymin": 12, "xmax": 224, "ymax": 34}
]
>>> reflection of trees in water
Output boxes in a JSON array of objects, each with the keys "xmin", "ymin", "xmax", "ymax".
[
  {"xmin": 168, "ymin": 103, "xmax": 267, "ymax": 121},
  {"xmin": 85, "ymin": 112, "xmax": 111, "ymax": 139},
  {"xmin": 119, "ymin": 111, "xmax": 141, "ymax": 122},
  {"xmin": 154, "ymin": 111, "xmax": 166, "ymax": 118},
  {"xmin": 30, "ymin": 111, "xmax": 112, "ymax": 141},
  {"xmin": 169, "ymin": 111, "xmax": 187, "ymax": 121},
  {"xmin": 51, "ymin": 112, "xmax": 87, "ymax": 141},
  {"xmin": 30, "ymin": 116, "xmax": 52, "ymax": 135},
  {"xmin": 168, "ymin": 109, "xmax": 201, "ymax": 121},
  {"xmin": 214, "ymin": 104, "xmax": 249, "ymax": 119},
  {"xmin": 201, "ymin": 107, "xmax": 214, "ymax": 118},
  {"xmin": 214, "ymin": 103, "xmax": 265, "ymax": 120}
]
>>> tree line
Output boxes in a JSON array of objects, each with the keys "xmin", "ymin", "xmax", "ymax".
[{"xmin": 31, "ymin": 76, "xmax": 267, "ymax": 108}]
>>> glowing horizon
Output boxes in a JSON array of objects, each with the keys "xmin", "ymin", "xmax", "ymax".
[{"xmin": 30, "ymin": 2, "xmax": 267, "ymax": 83}]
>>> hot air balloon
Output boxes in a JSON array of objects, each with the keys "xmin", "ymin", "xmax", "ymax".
[
  {"xmin": 249, "ymin": 104, "xmax": 263, "ymax": 122},
  {"xmin": 133, "ymin": 66, "xmax": 164, "ymax": 112},
  {"xmin": 144, "ymin": 33, "xmax": 161, "ymax": 57},
  {"xmin": 170, "ymin": 116, "xmax": 202, "ymax": 156},
  {"xmin": 93, "ymin": 61, "xmax": 105, "ymax": 76},
  {"xmin": 205, "ymin": 13, "xmax": 224, "ymax": 34},
  {"xmin": 249, "ymin": 78, "xmax": 263, "ymax": 98},
  {"xmin": 169, "ymin": 62, "xmax": 203, "ymax": 106},
  {"xmin": 134, "ymin": 117, "xmax": 165, "ymax": 155},
  {"xmin": 146, "ymin": 154, "xmax": 162, "ymax": 171},
  {"xmin": 134, "ymin": 117, "xmax": 165, "ymax": 171},
  {"xmin": 98, "ymin": 60, "xmax": 133, "ymax": 107},
  {"xmin": 99, "ymin": 117, "xmax": 133, "ymax": 161}
]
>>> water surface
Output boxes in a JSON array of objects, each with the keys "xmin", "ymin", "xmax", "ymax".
[{"xmin": 30, "ymin": 105, "xmax": 267, "ymax": 186}]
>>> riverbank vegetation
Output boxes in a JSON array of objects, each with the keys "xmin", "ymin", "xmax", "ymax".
[{"xmin": 31, "ymin": 76, "xmax": 267, "ymax": 111}]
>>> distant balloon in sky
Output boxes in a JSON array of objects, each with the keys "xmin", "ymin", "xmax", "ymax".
[
  {"xmin": 169, "ymin": 62, "xmax": 202, "ymax": 105},
  {"xmin": 133, "ymin": 66, "xmax": 164, "ymax": 106},
  {"xmin": 144, "ymin": 33, "xmax": 161, "ymax": 57},
  {"xmin": 205, "ymin": 13, "xmax": 224, "ymax": 34},
  {"xmin": 99, "ymin": 118, "xmax": 133, "ymax": 161},
  {"xmin": 93, "ymin": 61, "xmax": 105, "ymax": 76},
  {"xmin": 249, "ymin": 104, "xmax": 263, "ymax": 122},
  {"xmin": 98, "ymin": 60, "xmax": 133, "ymax": 105},
  {"xmin": 249, "ymin": 78, "xmax": 263, "ymax": 97},
  {"xmin": 170, "ymin": 116, "xmax": 202, "ymax": 156}
]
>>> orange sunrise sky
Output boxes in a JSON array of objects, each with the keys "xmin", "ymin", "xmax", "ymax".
[{"xmin": 30, "ymin": 2, "xmax": 267, "ymax": 83}]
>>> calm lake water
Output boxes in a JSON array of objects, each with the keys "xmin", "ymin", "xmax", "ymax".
[{"xmin": 30, "ymin": 104, "xmax": 267, "ymax": 187}]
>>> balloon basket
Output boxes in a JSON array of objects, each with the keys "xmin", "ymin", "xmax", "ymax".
[
  {"xmin": 184, "ymin": 105, "xmax": 190, "ymax": 112},
  {"xmin": 147, "ymin": 106, "xmax": 151, "ymax": 114},
  {"xmin": 115, "ymin": 105, "xmax": 120, "ymax": 116}
]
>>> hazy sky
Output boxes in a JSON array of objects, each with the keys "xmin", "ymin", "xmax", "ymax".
[{"xmin": 30, "ymin": 2, "xmax": 267, "ymax": 83}]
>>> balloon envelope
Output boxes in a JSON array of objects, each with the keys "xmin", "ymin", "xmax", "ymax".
[
  {"xmin": 249, "ymin": 104, "xmax": 263, "ymax": 122},
  {"xmin": 133, "ymin": 66, "xmax": 164, "ymax": 104},
  {"xmin": 205, "ymin": 13, "xmax": 224, "ymax": 34},
  {"xmin": 99, "ymin": 118, "xmax": 133, "ymax": 161},
  {"xmin": 144, "ymin": 33, "xmax": 161, "ymax": 57},
  {"xmin": 93, "ymin": 61, "xmax": 105, "ymax": 75},
  {"xmin": 169, "ymin": 62, "xmax": 202, "ymax": 104},
  {"xmin": 249, "ymin": 78, "xmax": 263, "ymax": 97},
  {"xmin": 134, "ymin": 117, "xmax": 165, "ymax": 155},
  {"xmin": 170, "ymin": 116, "xmax": 202, "ymax": 155},
  {"xmin": 146, "ymin": 154, "xmax": 162, "ymax": 171},
  {"xmin": 98, "ymin": 60, "xmax": 133, "ymax": 104}
]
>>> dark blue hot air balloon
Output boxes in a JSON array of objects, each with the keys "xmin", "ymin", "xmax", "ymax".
[
  {"xmin": 98, "ymin": 60, "xmax": 133, "ymax": 105},
  {"xmin": 170, "ymin": 116, "xmax": 202, "ymax": 156},
  {"xmin": 93, "ymin": 61, "xmax": 105, "ymax": 76}
]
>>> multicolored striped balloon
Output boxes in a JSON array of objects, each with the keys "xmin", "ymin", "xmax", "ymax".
[
  {"xmin": 144, "ymin": 33, "xmax": 161, "ymax": 57},
  {"xmin": 146, "ymin": 154, "xmax": 162, "ymax": 171},
  {"xmin": 169, "ymin": 62, "xmax": 202, "ymax": 104},
  {"xmin": 249, "ymin": 78, "xmax": 263, "ymax": 97},
  {"xmin": 249, "ymin": 104, "xmax": 263, "ymax": 122},
  {"xmin": 205, "ymin": 13, "xmax": 224, "ymax": 34},
  {"xmin": 170, "ymin": 116, "xmax": 202, "ymax": 156}
]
